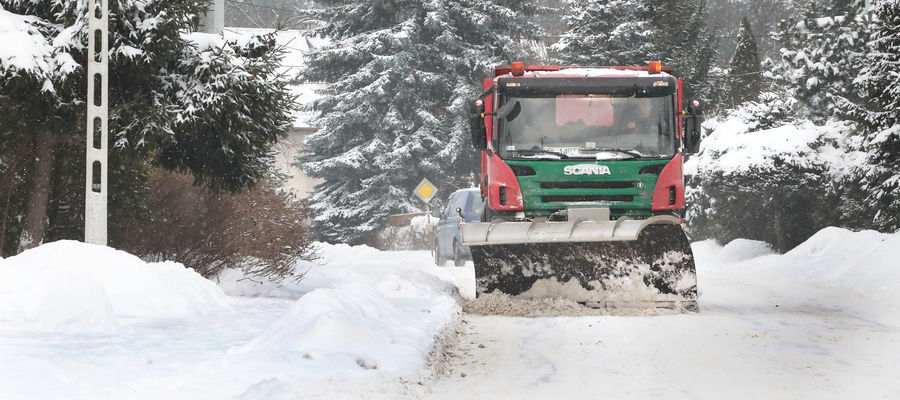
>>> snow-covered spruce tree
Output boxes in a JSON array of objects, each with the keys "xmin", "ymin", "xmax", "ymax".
[
  {"xmin": 650, "ymin": 0, "xmax": 719, "ymax": 106},
  {"xmin": 299, "ymin": 0, "xmax": 542, "ymax": 245},
  {"xmin": 727, "ymin": 17, "xmax": 762, "ymax": 107},
  {"xmin": 772, "ymin": 2, "xmax": 871, "ymax": 122},
  {"xmin": 707, "ymin": 0, "xmax": 799, "ymax": 62},
  {"xmin": 838, "ymin": 0, "xmax": 900, "ymax": 231},
  {"xmin": 549, "ymin": 0, "xmax": 654, "ymax": 65},
  {"xmin": 0, "ymin": 0, "xmax": 294, "ymax": 255},
  {"xmin": 550, "ymin": 0, "xmax": 718, "ymax": 106}
]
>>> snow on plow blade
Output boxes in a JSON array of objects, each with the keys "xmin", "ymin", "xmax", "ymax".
[{"xmin": 461, "ymin": 214, "xmax": 698, "ymax": 312}]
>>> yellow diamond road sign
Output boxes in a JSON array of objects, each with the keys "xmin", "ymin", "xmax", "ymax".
[{"xmin": 415, "ymin": 178, "xmax": 437, "ymax": 203}]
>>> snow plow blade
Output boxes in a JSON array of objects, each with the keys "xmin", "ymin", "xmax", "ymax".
[{"xmin": 461, "ymin": 213, "xmax": 698, "ymax": 312}]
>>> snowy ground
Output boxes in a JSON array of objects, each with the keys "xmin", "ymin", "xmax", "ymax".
[
  {"xmin": 1, "ymin": 227, "xmax": 899, "ymax": 399},
  {"xmin": 425, "ymin": 229, "xmax": 900, "ymax": 399},
  {"xmin": 0, "ymin": 242, "xmax": 464, "ymax": 399}
]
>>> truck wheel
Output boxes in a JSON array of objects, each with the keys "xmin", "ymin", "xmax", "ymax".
[
  {"xmin": 453, "ymin": 241, "xmax": 465, "ymax": 267},
  {"xmin": 434, "ymin": 242, "xmax": 445, "ymax": 266}
]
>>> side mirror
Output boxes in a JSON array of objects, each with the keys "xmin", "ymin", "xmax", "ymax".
[
  {"xmin": 470, "ymin": 100, "xmax": 487, "ymax": 150},
  {"xmin": 683, "ymin": 101, "xmax": 703, "ymax": 153}
]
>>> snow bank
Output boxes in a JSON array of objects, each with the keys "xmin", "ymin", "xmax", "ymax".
[
  {"xmin": 0, "ymin": 240, "xmax": 228, "ymax": 333},
  {"xmin": 223, "ymin": 242, "xmax": 462, "ymax": 377},
  {"xmin": 218, "ymin": 242, "xmax": 456, "ymax": 299},
  {"xmin": 235, "ymin": 282, "xmax": 458, "ymax": 374},
  {"xmin": 782, "ymin": 227, "xmax": 900, "ymax": 304},
  {"xmin": 697, "ymin": 227, "xmax": 900, "ymax": 307},
  {"xmin": 691, "ymin": 238, "xmax": 775, "ymax": 267}
]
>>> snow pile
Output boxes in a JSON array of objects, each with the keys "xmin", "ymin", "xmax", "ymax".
[
  {"xmin": 235, "ymin": 282, "xmax": 458, "ymax": 375},
  {"xmin": 701, "ymin": 227, "xmax": 900, "ymax": 310},
  {"xmin": 219, "ymin": 243, "xmax": 456, "ymax": 299},
  {"xmin": 0, "ymin": 240, "xmax": 228, "ymax": 333},
  {"xmin": 691, "ymin": 238, "xmax": 775, "ymax": 267},
  {"xmin": 221, "ymin": 242, "xmax": 463, "ymax": 377},
  {"xmin": 780, "ymin": 227, "xmax": 900, "ymax": 305}
]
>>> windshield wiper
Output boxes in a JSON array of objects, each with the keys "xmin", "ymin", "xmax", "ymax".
[
  {"xmin": 586, "ymin": 148, "xmax": 644, "ymax": 159},
  {"xmin": 513, "ymin": 148, "xmax": 569, "ymax": 159}
]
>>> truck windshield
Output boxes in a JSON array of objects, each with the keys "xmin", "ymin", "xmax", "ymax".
[{"xmin": 496, "ymin": 94, "xmax": 677, "ymax": 160}]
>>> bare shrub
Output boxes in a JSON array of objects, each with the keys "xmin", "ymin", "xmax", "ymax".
[
  {"xmin": 374, "ymin": 214, "xmax": 437, "ymax": 250},
  {"xmin": 120, "ymin": 169, "xmax": 317, "ymax": 281}
]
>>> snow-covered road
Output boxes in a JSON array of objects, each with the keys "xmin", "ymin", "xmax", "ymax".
[
  {"xmin": 424, "ymin": 230, "xmax": 900, "ymax": 399},
  {"xmin": 427, "ymin": 279, "xmax": 899, "ymax": 399}
]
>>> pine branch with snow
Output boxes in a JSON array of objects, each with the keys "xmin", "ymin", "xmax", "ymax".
[
  {"xmin": 837, "ymin": 0, "xmax": 900, "ymax": 231},
  {"xmin": 771, "ymin": 2, "xmax": 872, "ymax": 122}
]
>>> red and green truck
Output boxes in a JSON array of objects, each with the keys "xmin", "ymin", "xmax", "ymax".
[{"xmin": 460, "ymin": 61, "xmax": 702, "ymax": 311}]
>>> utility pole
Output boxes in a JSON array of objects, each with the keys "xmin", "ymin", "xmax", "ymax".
[
  {"xmin": 199, "ymin": 0, "xmax": 225, "ymax": 34},
  {"xmin": 85, "ymin": 0, "xmax": 108, "ymax": 245}
]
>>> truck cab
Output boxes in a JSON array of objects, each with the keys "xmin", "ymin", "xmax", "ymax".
[{"xmin": 472, "ymin": 62, "xmax": 701, "ymax": 222}]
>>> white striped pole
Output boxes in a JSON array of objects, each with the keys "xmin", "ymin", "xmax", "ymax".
[{"xmin": 85, "ymin": 0, "xmax": 108, "ymax": 245}]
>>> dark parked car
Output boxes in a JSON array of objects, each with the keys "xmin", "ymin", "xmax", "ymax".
[{"xmin": 433, "ymin": 188, "xmax": 483, "ymax": 266}]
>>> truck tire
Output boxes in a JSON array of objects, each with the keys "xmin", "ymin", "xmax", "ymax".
[
  {"xmin": 453, "ymin": 241, "xmax": 465, "ymax": 267},
  {"xmin": 434, "ymin": 242, "xmax": 445, "ymax": 266}
]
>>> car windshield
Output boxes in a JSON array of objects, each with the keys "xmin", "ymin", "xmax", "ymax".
[
  {"xmin": 467, "ymin": 192, "xmax": 484, "ymax": 215},
  {"xmin": 496, "ymin": 94, "xmax": 677, "ymax": 160}
]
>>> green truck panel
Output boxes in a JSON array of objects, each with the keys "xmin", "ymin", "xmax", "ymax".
[{"xmin": 506, "ymin": 158, "xmax": 671, "ymax": 219}]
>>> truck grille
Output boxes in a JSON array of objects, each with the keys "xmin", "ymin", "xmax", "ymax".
[
  {"xmin": 540, "ymin": 181, "xmax": 634, "ymax": 189},
  {"xmin": 541, "ymin": 195, "xmax": 634, "ymax": 203}
]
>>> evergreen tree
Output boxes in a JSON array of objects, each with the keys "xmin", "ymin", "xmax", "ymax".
[
  {"xmin": 549, "ymin": 0, "xmax": 654, "ymax": 65},
  {"xmin": 840, "ymin": 0, "xmax": 900, "ymax": 231},
  {"xmin": 727, "ymin": 17, "xmax": 762, "ymax": 106},
  {"xmin": 550, "ymin": 0, "xmax": 718, "ymax": 106},
  {"xmin": 0, "ymin": 0, "xmax": 294, "ymax": 254},
  {"xmin": 707, "ymin": 0, "xmax": 799, "ymax": 62},
  {"xmin": 299, "ymin": 0, "xmax": 542, "ymax": 245},
  {"xmin": 650, "ymin": 0, "xmax": 720, "ymax": 106},
  {"xmin": 772, "ymin": 2, "xmax": 871, "ymax": 122}
]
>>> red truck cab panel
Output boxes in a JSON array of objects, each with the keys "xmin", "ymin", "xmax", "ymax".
[
  {"xmin": 652, "ymin": 153, "xmax": 685, "ymax": 210},
  {"xmin": 486, "ymin": 152, "xmax": 524, "ymax": 211}
]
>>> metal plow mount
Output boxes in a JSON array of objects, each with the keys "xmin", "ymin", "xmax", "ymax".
[{"xmin": 461, "ymin": 210, "xmax": 698, "ymax": 312}]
